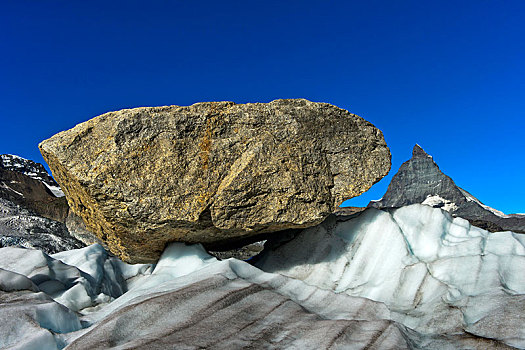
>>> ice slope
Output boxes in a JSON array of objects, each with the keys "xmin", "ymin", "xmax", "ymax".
[
  {"xmin": 0, "ymin": 244, "xmax": 152, "ymax": 313},
  {"xmin": 0, "ymin": 244, "xmax": 409, "ymax": 349},
  {"xmin": 0, "ymin": 244, "xmax": 153, "ymax": 349},
  {"xmin": 1, "ymin": 205, "xmax": 524, "ymax": 349},
  {"xmin": 255, "ymin": 204, "xmax": 525, "ymax": 348},
  {"xmin": 66, "ymin": 246, "xmax": 407, "ymax": 349}
]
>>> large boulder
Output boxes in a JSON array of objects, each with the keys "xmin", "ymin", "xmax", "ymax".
[{"xmin": 39, "ymin": 99, "xmax": 390, "ymax": 263}]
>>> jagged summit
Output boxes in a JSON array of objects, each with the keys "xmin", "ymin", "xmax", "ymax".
[
  {"xmin": 369, "ymin": 145, "xmax": 525, "ymax": 233},
  {"xmin": 412, "ymin": 144, "xmax": 432, "ymax": 158}
]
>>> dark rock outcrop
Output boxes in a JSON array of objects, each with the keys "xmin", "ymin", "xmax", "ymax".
[
  {"xmin": 0, "ymin": 154, "xmax": 86, "ymax": 253},
  {"xmin": 208, "ymin": 240, "xmax": 265, "ymax": 260},
  {"xmin": 334, "ymin": 206, "xmax": 366, "ymax": 216},
  {"xmin": 65, "ymin": 210, "xmax": 104, "ymax": 247},
  {"xmin": 40, "ymin": 99, "xmax": 391, "ymax": 263},
  {"xmin": 368, "ymin": 145, "xmax": 524, "ymax": 233},
  {"xmin": 0, "ymin": 198, "xmax": 83, "ymax": 254}
]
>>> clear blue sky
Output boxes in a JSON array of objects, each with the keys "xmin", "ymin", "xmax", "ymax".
[{"xmin": 1, "ymin": 1, "xmax": 523, "ymax": 213}]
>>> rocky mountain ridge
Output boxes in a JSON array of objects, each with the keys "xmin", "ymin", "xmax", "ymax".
[
  {"xmin": 368, "ymin": 145, "xmax": 525, "ymax": 233},
  {"xmin": 0, "ymin": 165, "xmax": 69, "ymax": 223},
  {"xmin": 1, "ymin": 154, "xmax": 64, "ymax": 197},
  {"xmin": 0, "ymin": 154, "xmax": 85, "ymax": 253}
]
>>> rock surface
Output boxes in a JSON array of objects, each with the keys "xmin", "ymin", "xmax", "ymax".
[
  {"xmin": 255, "ymin": 204, "xmax": 525, "ymax": 349},
  {"xmin": 208, "ymin": 240, "xmax": 266, "ymax": 260},
  {"xmin": 65, "ymin": 210, "xmax": 105, "ymax": 247},
  {"xmin": 369, "ymin": 145, "xmax": 525, "ymax": 233},
  {"xmin": 40, "ymin": 99, "xmax": 391, "ymax": 263}
]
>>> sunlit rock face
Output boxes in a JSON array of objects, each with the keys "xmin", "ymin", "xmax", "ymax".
[
  {"xmin": 255, "ymin": 204, "xmax": 525, "ymax": 349},
  {"xmin": 39, "ymin": 99, "xmax": 390, "ymax": 263}
]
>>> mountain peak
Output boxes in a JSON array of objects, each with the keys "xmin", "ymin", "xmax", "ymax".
[
  {"xmin": 412, "ymin": 144, "xmax": 432, "ymax": 158},
  {"xmin": 369, "ymin": 146, "xmax": 524, "ymax": 232}
]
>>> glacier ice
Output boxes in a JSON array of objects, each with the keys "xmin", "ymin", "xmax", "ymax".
[
  {"xmin": 255, "ymin": 204, "xmax": 525, "ymax": 348},
  {"xmin": 65, "ymin": 246, "xmax": 408, "ymax": 349},
  {"xmin": 0, "ymin": 280, "xmax": 82, "ymax": 349},
  {"xmin": 1, "ymin": 243, "xmax": 410, "ymax": 349},
  {"xmin": 0, "ymin": 204, "xmax": 523, "ymax": 349},
  {"xmin": 0, "ymin": 244, "xmax": 153, "ymax": 313}
]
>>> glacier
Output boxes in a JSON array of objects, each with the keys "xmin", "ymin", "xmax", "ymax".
[
  {"xmin": 1, "ymin": 244, "xmax": 408, "ymax": 349},
  {"xmin": 0, "ymin": 204, "xmax": 523, "ymax": 349},
  {"xmin": 255, "ymin": 204, "xmax": 525, "ymax": 348}
]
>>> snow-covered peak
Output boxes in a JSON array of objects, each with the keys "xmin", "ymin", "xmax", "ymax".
[
  {"xmin": 0, "ymin": 154, "xmax": 64, "ymax": 197},
  {"xmin": 0, "ymin": 154, "xmax": 25, "ymax": 164}
]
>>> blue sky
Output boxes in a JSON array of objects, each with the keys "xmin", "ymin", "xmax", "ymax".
[{"xmin": 1, "ymin": 1, "xmax": 523, "ymax": 213}]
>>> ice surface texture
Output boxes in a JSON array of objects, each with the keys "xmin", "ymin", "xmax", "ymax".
[
  {"xmin": 0, "ymin": 244, "xmax": 408, "ymax": 349},
  {"xmin": 256, "ymin": 204, "xmax": 525, "ymax": 348},
  {"xmin": 1, "ymin": 204, "xmax": 523, "ymax": 349}
]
